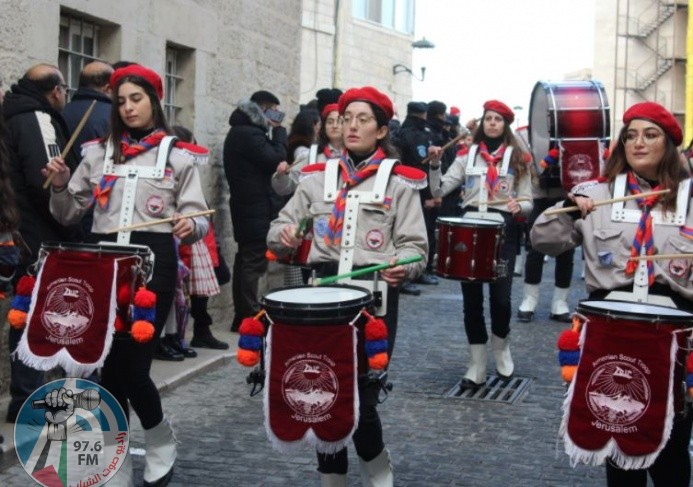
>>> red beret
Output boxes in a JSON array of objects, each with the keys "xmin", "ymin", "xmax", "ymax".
[
  {"xmin": 622, "ymin": 101, "xmax": 682, "ymax": 146},
  {"xmin": 483, "ymin": 99, "xmax": 514, "ymax": 125},
  {"xmin": 110, "ymin": 64, "xmax": 164, "ymax": 100},
  {"xmin": 338, "ymin": 86, "xmax": 394, "ymax": 120},
  {"xmin": 321, "ymin": 103, "xmax": 339, "ymax": 120}
]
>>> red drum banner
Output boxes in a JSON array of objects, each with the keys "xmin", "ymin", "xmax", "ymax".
[
  {"xmin": 562, "ymin": 316, "xmax": 680, "ymax": 469},
  {"xmin": 17, "ymin": 251, "xmax": 118, "ymax": 377},
  {"xmin": 265, "ymin": 322, "xmax": 358, "ymax": 453}
]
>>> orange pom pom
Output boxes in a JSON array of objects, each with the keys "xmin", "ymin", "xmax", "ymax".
[
  {"xmin": 237, "ymin": 348, "xmax": 261, "ymax": 367},
  {"xmin": 117, "ymin": 285, "xmax": 131, "ymax": 307},
  {"xmin": 265, "ymin": 249, "xmax": 278, "ymax": 262},
  {"xmin": 239, "ymin": 317, "xmax": 265, "ymax": 336},
  {"xmin": 365, "ymin": 318, "xmax": 387, "ymax": 341},
  {"xmin": 134, "ymin": 287, "xmax": 156, "ymax": 308},
  {"xmin": 15, "ymin": 275, "xmax": 36, "ymax": 296},
  {"xmin": 131, "ymin": 320, "xmax": 155, "ymax": 343},
  {"xmin": 557, "ymin": 329, "xmax": 579, "ymax": 351},
  {"xmin": 7, "ymin": 309, "xmax": 27, "ymax": 329},
  {"xmin": 113, "ymin": 315, "xmax": 126, "ymax": 332},
  {"xmin": 689, "ymin": 387, "xmax": 693, "ymax": 400},
  {"xmin": 561, "ymin": 365, "xmax": 577, "ymax": 383},
  {"xmin": 368, "ymin": 352, "xmax": 389, "ymax": 371}
]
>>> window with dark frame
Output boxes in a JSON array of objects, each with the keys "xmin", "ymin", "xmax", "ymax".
[
  {"xmin": 164, "ymin": 48, "xmax": 183, "ymax": 126},
  {"xmin": 58, "ymin": 13, "xmax": 100, "ymax": 91}
]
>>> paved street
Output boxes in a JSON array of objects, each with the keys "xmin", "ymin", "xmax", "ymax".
[{"xmin": 2, "ymin": 255, "xmax": 690, "ymax": 486}]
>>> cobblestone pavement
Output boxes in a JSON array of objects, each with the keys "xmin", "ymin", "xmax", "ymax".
[{"xmin": 1, "ymin": 256, "xmax": 689, "ymax": 486}]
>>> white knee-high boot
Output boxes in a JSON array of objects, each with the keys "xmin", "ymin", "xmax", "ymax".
[
  {"xmin": 517, "ymin": 283, "xmax": 540, "ymax": 322},
  {"xmin": 491, "ymin": 334, "xmax": 514, "ymax": 379},
  {"xmin": 143, "ymin": 416, "xmax": 177, "ymax": 487},
  {"xmin": 321, "ymin": 473, "xmax": 348, "ymax": 487},
  {"xmin": 358, "ymin": 449, "xmax": 393, "ymax": 487},
  {"xmin": 462, "ymin": 344, "xmax": 488, "ymax": 386},
  {"xmin": 550, "ymin": 287, "xmax": 571, "ymax": 322}
]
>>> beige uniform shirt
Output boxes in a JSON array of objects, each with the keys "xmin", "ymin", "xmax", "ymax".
[
  {"xmin": 267, "ymin": 155, "xmax": 428, "ymax": 281},
  {"xmin": 50, "ymin": 141, "xmax": 209, "ymax": 243},
  {"xmin": 429, "ymin": 144, "xmax": 533, "ymax": 217},
  {"xmin": 530, "ymin": 176, "xmax": 693, "ymax": 300}
]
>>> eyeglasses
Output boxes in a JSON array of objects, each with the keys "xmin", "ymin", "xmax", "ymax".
[
  {"xmin": 340, "ymin": 114, "xmax": 376, "ymax": 127},
  {"xmin": 621, "ymin": 130, "xmax": 665, "ymax": 146},
  {"xmin": 325, "ymin": 117, "xmax": 342, "ymax": 126}
]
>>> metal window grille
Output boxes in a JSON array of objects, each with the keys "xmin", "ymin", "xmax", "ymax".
[
  {"xmin": 58, "ymin": 13, "xmax": 100, "ymax": 91},
  {"xmin": 164, "ymin": 48, "xmax": 183, "ymax": 126}
]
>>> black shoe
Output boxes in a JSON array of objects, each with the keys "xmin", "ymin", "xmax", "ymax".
[
  {"xmin": 416, "ymin": 273, "xmax": 439, "ymax": 285},
  {"xmin": 517, "ymin": 310, "xmax": 534, "ymax": 323},
  {"xmin": 143, "ymin": 467, "xmax": 174, "ymax": 487},
  {"xmin": 166, "ymin": 337, "xmax": 198, "ymax": 358},
  {"xmin": 154, "ymin": 342, "xmax": 184, "ymax": 361},
  {"xmin": 191, "ymin": 333, "xmax": 230, "ymax": 350},
  {"xmin": 459, "ymin": 378, "xmax": 483, "ymax": 390},
  {"xmin": 550, "ymin": 312, "xmax": 572, "ymax": 323},
  {"xmin": 400, "ymin": 283, "xmax": 421, "ymax": 296}
]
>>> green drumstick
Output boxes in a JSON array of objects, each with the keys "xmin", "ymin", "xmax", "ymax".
[{"xmin": 315, "ymin": 255, "xmax": 423, "ymax": 286}]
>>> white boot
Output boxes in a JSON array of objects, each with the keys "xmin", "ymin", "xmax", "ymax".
[
  {"xmin": 462, "ymin": 344, "xmax": 488, "ymax": 386},
  {"xmin": 550, "ymin": 287, "xmax": 571, "ymax": 323},
  {"xmin": 106, "ymin": 450, "xmax": 134, "ymax": 487},
  {"xmin": 321, "ymin": 473, "xmax": 348, "ymax": 487},
  {"xmin": 143, "ymin": 417, "xmax": 177, "ymax": 487},
  {"xmin": 491, "ymin": 334, "xmax": 514, "ymax": 379},
  {"xmin": 513, "ymin": 254, "xmax": 523, "ymax": 276},
  {"xmin": 358, "ymin": 448, "xmax": 393, "ymax": 487},
  {"xmin": 517, "ymin": 283, "xmax": 540, "ymax": 322}
]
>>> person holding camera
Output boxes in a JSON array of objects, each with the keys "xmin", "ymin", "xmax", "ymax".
[{"xmin": 223, "ymin": 90, "xmax": 288, "ymax": 332}]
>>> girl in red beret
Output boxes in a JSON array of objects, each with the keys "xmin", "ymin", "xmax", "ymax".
[
  {"xmin": 268, "ymin": 87, "xmax": 428, "ymax": 485},
  {"xmin": 531, "ymin": 101, "xmax": 693, "ymax": 486},
  {"xmin": 429, "ymin": 99, "xmax": 533, "ymax": 389},
  {"xmin": 44, "ymin": 64, "xmax": 210, "ymax": 486}
]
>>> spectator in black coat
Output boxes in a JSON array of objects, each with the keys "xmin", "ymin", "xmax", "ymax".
[
  {"xmin": 427, "ymin": 100, "xmax": 459, "ymax": 217},
  {"xmin": 223, "ymin": 90, "xmax": 287, "ymax": 331}
]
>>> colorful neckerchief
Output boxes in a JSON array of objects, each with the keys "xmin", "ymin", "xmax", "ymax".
[
  {"xmin": 679, "ymin": 226, "xmax": 693, "ymax": 240},
  {"xmin": 324, "ymin": 148, "xmax": 386, "ymax": 246},
  {"xmin": 624, "ymin": 171, "xmax": 663, "ymax": 285},
  {"xmin": 324, "ymin": 144, "xmax": 340, "ymax": 158},
  {"xmin": 90, "ymin": 175, "xmax": 118, "ymax": 209},
  {"xmin": 119, "ymin": 129, "xmax": 167, "ymax": 162},
  {"xmin": 478, "ymin": 141, "xmax": 506, "ymax": 197}
]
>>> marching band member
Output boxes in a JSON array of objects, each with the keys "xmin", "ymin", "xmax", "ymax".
[
  {"xmin": 267, "ymin": 86, "xmax": 427, "ymax": 486},
  {"xmin": 429, "ymin": 100, "xmax": 533, "ymax": 388},
  {"xmin": 531, "ymin": 101, "xmax": 693, "ymax": 486},
  {"xmin": 44, "ymin": 64, "xmax": 209, "ymax": 487},
  {"xmin": 317, "ymin": 102, "xmax": 345, "ymax": 161}
]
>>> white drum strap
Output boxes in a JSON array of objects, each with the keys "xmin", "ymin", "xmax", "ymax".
[
  {"xmin": 611, "ymin": 173, "xmax": 690, "ymax": 226},
  {"xmin": 103, "ymin": 136, "xmax": 176, "ymax": 245},
  {"xmin": 309, "ymin": 144, "xmax": 318, "ymax": 164},
  {"xmin": 466, "ymin": 145, "xmax": 513, "ymax": 213}
]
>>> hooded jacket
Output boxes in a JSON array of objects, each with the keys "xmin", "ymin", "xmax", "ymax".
[
  {"xmin": 3, "ymin": 79, "xmax": 82, "ymax": 262},
  {"xmin": 223, "ymin": 100, "xmax": 287, "ymax": 243}
]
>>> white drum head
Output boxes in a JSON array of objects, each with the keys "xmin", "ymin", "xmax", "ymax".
[
  {"xmin": 578, "ymin": 300, "xmax": 693, "ymax": 322},
  {"xmin": 265, "ymin": 285, "xmax": 369, "ymax": 305}
]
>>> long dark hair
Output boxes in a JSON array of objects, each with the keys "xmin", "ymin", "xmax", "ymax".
[
  {"xmin": 0, "ymin": 114, "xmax": 19, "ymax": 232},
  {"xmin": 473, "ymin": 118, "xmax": 529, "ymax": 186},
  {"xmin": 107, "ymin": 75, "xmax": 171, "ymax": 163},
  {"xmin": 287, "ymin": 109, "xmax": 320, "ymax": 163},
  {"xmin": 604, "ymin": 125, "xmax": 687, "ymax": 213}
]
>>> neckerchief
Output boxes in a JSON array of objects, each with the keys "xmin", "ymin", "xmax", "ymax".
[
  {"xmin": 324, "ymin": 148, "xmax": 386, "ymax": 246},
  {"xmin": 624, "ymin": 171, "xmax": 663, "ymax": 285},
  {"xmin": 324, "ymin": 144, "xmax": 340, "ymax": 158},
  {"xmin": 478, "ymin": 141, "xmax": 506, "ymax": 197}
]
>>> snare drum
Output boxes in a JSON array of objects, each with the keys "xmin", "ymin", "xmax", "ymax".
[{"xmin": 435, "ymin": 217, "xmax": 505, "ymax": 282}]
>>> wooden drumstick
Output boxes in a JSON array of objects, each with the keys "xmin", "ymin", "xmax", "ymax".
[
  {"xmin": 421, "ymin": 133, "xmax": 465, "ymax": 165},
  {"xmin": 486, "ymin": 196, "xmax": 531, "ymax": 205},
  {"xmin": 544, "ymin": 189, "xmax": 671, "ymax": 216},
  {"xmin": 42, "ymin": 100, "xmax": 97, "ymax": 189},
  {"xmin": 629, "ymin": 253, "xmax": 693, "ymax": 261},
  {"xmin": 106, "ymin": 209, "xmax": 216, "ymax": 234}
]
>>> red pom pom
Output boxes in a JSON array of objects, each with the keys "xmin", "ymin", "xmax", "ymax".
[
  {"xmin": 239, "ymin": 317, "xmax": 265, "ymax": 336},
  {"xmin": 113, "ymin": 315, "xmax": 126, "ymax": 332},
  {"xmin": 8, "ymin": 309, "xmax": 27, "ymax": 329},
  {"xmin": 687, "ymin": 353, "xmax": 693, "ymax": 374},
  {"xmin": 368, "ymin": 352, "xmax": 389, "ymax": 371},
  {"xmin": 131, "ymin": 320, "xmax": 155, "ymax": 343},
  {"xmin": 15, "ymin": 275, "xmax": 36, "ymax": 296},
  {"xmin": 237, "ymin": 349, "xmax": 261, "ymax": 367},
  {"xmin": 561, "ymin": 365, "xmax": 577, "ymax": 383},
  {"xmin": 557, "ymin": 329, "xmax": 580, "ymax": 351},
  {"xmin": 265, "ymin": 250, "xmax": 278, "ymax": 262},
  {"xmin": 365, "ymin": 318, "xmax": 387, "ymax": 341},
  {"xmin": 117, "ymin": 285, "xmax": 131, "ymax": 307},
  {"xmin": 134, "ymin": 287, "xmax": 156, "ymax": 308},
  {"xmin": 548, "ymin": 148, "xmax": 560, "ymax": 159}
]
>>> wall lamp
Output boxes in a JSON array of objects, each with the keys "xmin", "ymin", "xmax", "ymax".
[{"xmin": 392, "ymin": 64, "xmax": 426, "ymax": 81}]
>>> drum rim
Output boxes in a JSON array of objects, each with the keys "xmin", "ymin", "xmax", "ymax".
[
  {"xmin": 41, "ymin": 241, "xmax": 153, "ymax": 256},
  {"xmin": 576, "ymin": 299, "xmax": 693, "ymax": 323},
  {"xmin": 262, "ymin": 284, "xmax": 373, "ymax": 309},
  {"xmin": 436, "ymin": 216, "xmax": 503, "ymax": 227}
]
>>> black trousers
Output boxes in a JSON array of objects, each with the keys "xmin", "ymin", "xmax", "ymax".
[
  {"xmin": 524, "ymin": 197, "xmax": 574, "ymax": 287},
  {"xmin": 232, "ymin": 239, "xmax": 268, "ymax": 328}
]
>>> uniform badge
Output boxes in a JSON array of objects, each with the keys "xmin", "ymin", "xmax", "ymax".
[
  {"xmin": 417, "ymin": 145, "xmax": 427, "ymax": 158},
  {"xmin": 497, "ymin": 180, "xmax": 510, "ymax": 194},
  {"xmin": 314, "ymin": 217, "xmax": 329, "ymax": 238},
  {"xmin": 145, "ymin": 195, "xmax": 165, "ymax": 216},
  {"xmin": 365, "ymin": 229, "xmax": 385, "ymax": 250},
  {"xmin": 597, "ymin": 251, "xmax": 614, "ymax": 267},
  {"xmin": 668, "ymin": 258, "xmax": 691, "ymax": 284}
]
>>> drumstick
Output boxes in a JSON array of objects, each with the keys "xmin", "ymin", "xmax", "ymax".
[
  {"xmin": 486, "ymin": 197, "xmax": 531, "ymax": 205},
  {"xmin": 544, "ymin": 189, "xmax": 671, "ymax": 216},
  {"xmin": 42, "ymin": 100, "xmax": 98, "ymax": 189},
  {"xmin": 314, "ymin": 255, "xmax": 423, "ymax": 286},
  {"xmin": 629, "ymin": 253, "xmax": 693, "ymax": 261},
  {"xmin": 106, "ymin": 209, "xmax": 216, "ymax": 234},
  {"xmin": 421, "ymin": 133, "xmax": 465, "ymax": 165}
]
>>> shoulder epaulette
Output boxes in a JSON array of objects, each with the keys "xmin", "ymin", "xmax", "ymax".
[
  {"xmin": 392, "ymin": 164, "xmax": 427, "ymax": 190},
  {"xmin": 456, "ymin": 146, "xmax": 469, "ymax": 156},
  {"xmin": 80, "ymin": 138, "xmax": 102, "ymax": 157},
  {"xmin": 571, "ymin": 177, "xmax": 607, "ymax": 195},
  {"xmin": 300, "ymin": 163, "xmax": 326, "ymax": 174},
  {"xmin": 173, "ymin": 141, "xmax": 209, "ymax": 165}
]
